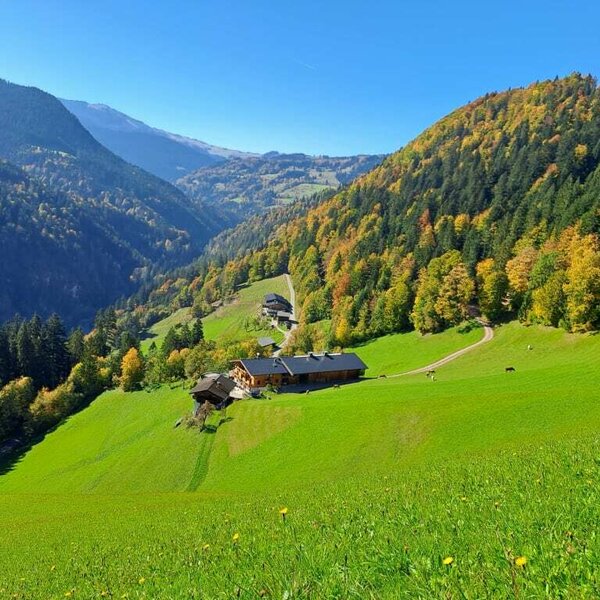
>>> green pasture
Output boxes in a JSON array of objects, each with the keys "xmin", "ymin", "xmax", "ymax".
[{"xmin": 1, "ymin": 321, "xmax": 599, "ymax": 597}]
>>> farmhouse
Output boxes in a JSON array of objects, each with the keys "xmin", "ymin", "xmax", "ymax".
[
  {"xmin": 189, "ymin": 373, "xmax": 237, "ymax": 411},
  {"xmin": 231, "ymin": 352, "xmax": 368, "ymax": 393},
  {"xmin": 262, "ymin": 293, "xmax": 293, "ymax": 316}
]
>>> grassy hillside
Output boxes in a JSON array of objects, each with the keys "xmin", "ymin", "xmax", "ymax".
[
  {"xmin": 0, "ymin": 385, "xmax": 203, "ymax": 494},
  {"xmin": 3, "ymin": 322, "xmax": 598, "ymax": 497},
  {"xmin": 140, "ymin": 275, "xmax": 290, "ymax": 353},
  {"xmin": 351, "ymin": 322, "xmax": 482, "ymax": 376},
  {"xmin": 201, "ymin": 323, "xmax": 600, "ymax": 493},
  {"xmin": 140, "ymin": 307, "xmax": 194, "ymax": 353},
  {"xmin": 1, "ymin": 428, "xmax": 599, "ymax": 598},
  {"xmin": 1, "ymin": 322, "xmax": 599, "ymax": 597},
  {"xmin": 202, "ymin": 275, "xmax": 289, "ymax": 343}
]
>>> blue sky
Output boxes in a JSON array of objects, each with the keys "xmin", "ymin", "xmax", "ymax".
[{"xmin": 0, "ymin": 0, "xmax": 599, "ymax": 155}]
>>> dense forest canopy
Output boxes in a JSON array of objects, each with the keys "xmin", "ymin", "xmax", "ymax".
[
  {"xmin": 128, "ymin": 74, "xmax": 600, "ymax": 345},
  {"xmin": 0, "ymin": 79, "xmax": 234, "ymax": 324}
]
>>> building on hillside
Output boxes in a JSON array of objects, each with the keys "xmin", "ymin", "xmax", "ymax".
[
  {"xmin": 189, "ymin": 373, "xmax": 237, "ymax": 411},
  {"xmin": 231, "ymin": 352, "xmax": 367, "ymax": 393},
  {"xmin": 262, "ymin": 293, "xmax": 293, "ymax": 317},
  {"xmin": 257, "ymin": 336, "xmax": 277, "ymax": 349}
]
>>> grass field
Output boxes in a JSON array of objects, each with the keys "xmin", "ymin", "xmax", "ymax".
[
  {"xmin": 202, "ymin": 275, "xmax": 289, "ymax": 343},
  {"xmin": 351, "ymin": 322, "xmax": 482, "ymax": 376},
  {"xmin": 1, "ymin": 322, "xmax": 599, "ymax": 597},
  {"xmin": 141, "ymin": 276, "xmax": 290, "ymax": 353},
  {"xmin": 140, "ymin": 307, "xmax": 193, "ymax": 353}
]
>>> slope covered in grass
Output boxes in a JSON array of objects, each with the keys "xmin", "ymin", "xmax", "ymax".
[
  {"xmin": 351, "ymin": 322, "xmax": 482, "ymax": 376},
  {"xmin": 140, "ymin": 307, "xmax": 193, "ymax": 353},
  {"xmin": 1, "ymin": 322, "xmax": 599, "ymax": 597},
  {"xmin": 4, "ymin": 323, "xmax": 597, "ymax": 498},
  {"xmin": 201, "ymin": 323, "xmax": 600, "ymax": 493},
  {"xmin": 140, "ymin": 275, "xmax": 290, "ymax": 353},
  {"xmin": 0, "ymin": 385, "xmax": 206, "ymax": 494},
  {"xmin": 0, "ymin": 434, "xmax": 598, "ymax": 598},
  {"xmin": 201, "ymin": 275, "xmax": 289, "ymax": 343}
]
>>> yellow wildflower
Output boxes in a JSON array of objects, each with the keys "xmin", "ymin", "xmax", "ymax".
[
  {"xmin": 442, "ymin": 556, "xmax": 454, "ymax": 565},
  {"xmin": 202, "ymin": 543, "xmax": 210, "ymax": 551},
  {"xmin": 138, "ymin": 577, "xmax": 146, "ymax": 585},
  {"xmin": 515, "ymin": 556, "xmax": 527, "ymax": 567},
  {"xmin": 232, "ymin": 532, "xmax": 240, "ymax": 542},
  {"xmin": 279, "ymin": 507, "xmax": 288, "ymax": 515}
]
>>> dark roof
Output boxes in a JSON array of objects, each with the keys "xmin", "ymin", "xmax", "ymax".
[
  {"xmin": 283, "ymin": 353, "xmax": 367, "ymax": 375},
  {"xmin": 264, "ymin": 293, "xmax": 291, "ymax": 306},
  {"xmin": 235, "ymin": 353, "xmax": 367, "ymax": 377},
  {"xmin": 257, "ymin": 336, "xmax": 276, "ymax": 347},
  {"xmin": 189, "ymin": 374, "xmax": 236, "ymax": 400},
  {"xmin": 235, "ymin": 357, "xmax": 289, "ymax": 376}
]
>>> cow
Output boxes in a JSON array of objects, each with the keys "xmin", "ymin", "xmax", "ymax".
[{"xmin": 505, "ymin": 366, "xmax": 516, "ymax": 372}]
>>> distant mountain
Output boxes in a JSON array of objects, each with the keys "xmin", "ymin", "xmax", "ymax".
[
  {"xmin": 61, "ymin": 99, "xmax": 257, "ymax": 182},
  {"xmin": 0, "ymin": 79, "xmax": 234, "ymax": 324},
  {"xmin": 176, "ymin": 152, "xmax": 384, "ymax": 218}
]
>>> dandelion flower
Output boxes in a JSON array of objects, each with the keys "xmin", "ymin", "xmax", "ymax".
[
  {"xmin": 202, "ymin": 543, "xmax": 210, "ymax": 551},
  {"xmin": 232, "ymin": 532, "xmax": 240, "ymax": 543},
  {"xmin": 138, "ymin": 577, "xmax": 146, "ymax": 585},
  {"xmin": 279, "ymin": 507, "xmax": 288, "ymax": 516},
  {"xmin": 442, "ymin": 556, "xmax": 454, "ymax": 565},
  {"xmin": 515, "ymin": 556, "xmax": 527, "ymax": 567}
]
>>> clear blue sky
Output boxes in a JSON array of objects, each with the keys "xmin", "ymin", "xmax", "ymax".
[{"xmin": 0, "ymin": 0, "xmax": 599, "ymax": 155}]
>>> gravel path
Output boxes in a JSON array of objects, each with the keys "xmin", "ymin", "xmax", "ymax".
[{"xmin": 387, "ymin": 321, "xmax": 494, "ymax": 378}]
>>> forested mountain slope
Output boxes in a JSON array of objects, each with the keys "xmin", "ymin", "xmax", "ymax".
[
  {"xmin": 0, "ymin": 79, "xmax": 234, "ymax": 324},
  {"xmin": 61, "ymin": 99, "xmax": 256, "ymax": 182},
  {"xmin": 131, "ymin": 75, "xmax": 600, "ymax": 342}
]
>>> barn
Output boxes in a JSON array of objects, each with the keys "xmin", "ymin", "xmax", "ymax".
[
  {"xmin": 189, "ymin": 373, "xmax": 237, "ymax": 411},
  {"xmin": 231, "ymin": 352, "xmax": 367, "ymax": 393}
]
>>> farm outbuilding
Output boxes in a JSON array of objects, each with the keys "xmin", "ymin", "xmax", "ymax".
[
  {"xmin": 189, "ymin": 373, "xmax": 237, "ymax": 411},
  {"xmin": 231, "ymin": 352, "xmax": 367, "ymax": 393}
]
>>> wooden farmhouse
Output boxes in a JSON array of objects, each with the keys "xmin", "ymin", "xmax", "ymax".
[
  {"xmin": 262, "ymin": 293, "xmax": 293, "ymax": 317},
  {"xmin": 189, "ymin": 373, "xmax": 237, "ymax": 411},
  {"xmin": 231, "ymin": 352, "xmax": 367, "ymax": 393}
]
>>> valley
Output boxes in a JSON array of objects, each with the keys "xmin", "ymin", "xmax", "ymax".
[{"xmin": 0, "ymin": 69, "xmax": 599, "ymax": 599}]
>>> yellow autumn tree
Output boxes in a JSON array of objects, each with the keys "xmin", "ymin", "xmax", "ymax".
[
  {"xmin": 120, "ymin": 348, "xmax": 145, "ymax": 392},
  {"xmin": 563, "ymin": 234, "xmax": 600, "ymax": 331},
  {"xmin": 506, "ymin": 246, "xmax": 538, "ymax": 303}
]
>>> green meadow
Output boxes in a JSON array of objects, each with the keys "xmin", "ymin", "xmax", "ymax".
[
  {"xmin": 1, "ymin": 322, "xmax": 599, "ymax": 597},
  {"xmin": 140, "ymin": 307, "xmax": 194, "ymax": 353},
  {"xmin": 141, "ymin": 275, "xmax": 289, "ymax": 353},
  {"xmin": 202, "ymin": 275, "xmax": 289, "ymax": 343}
]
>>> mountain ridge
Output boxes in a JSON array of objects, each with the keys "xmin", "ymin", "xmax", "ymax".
[
  {"xmin": 61, "ymin": 98, "xmax": 258, "ymax": 182},
  {"xmin": 0, "ymin": 78, "xmax": 234, "ymax": 324}
]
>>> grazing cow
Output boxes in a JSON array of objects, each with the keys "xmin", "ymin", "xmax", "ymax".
[
  {"xmin": 505, "ymin": 366, "xmax": 516, "ymax": 372},
  {"xmin": 426, "ymin": 370, "xmax": 436, "ymax": 378},
  {"xmin": 333, "ymin": 384, "xmax": 340, "ymax": 389},
  {"xmin": 379, "ymin": 374, "xmax": 387, "ymax": 379}
]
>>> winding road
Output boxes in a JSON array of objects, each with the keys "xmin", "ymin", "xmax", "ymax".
[
  {"xmin": 387, "ymin": 320, "xmax": 494, "ymax": 378},
  {"xmin": 273, "ymin": 273, "xmax": 298, "ymax": 356},
  {"xmin": 274, "ymin": 275, "xmax": 494, "ymax": 373}
]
